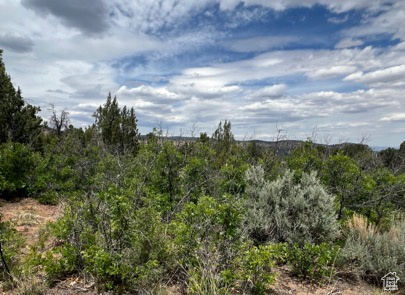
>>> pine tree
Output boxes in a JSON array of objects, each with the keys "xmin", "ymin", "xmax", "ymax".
[{"xmin": 0, "ymin": 49, "xmax": 42, "ymax": 146}]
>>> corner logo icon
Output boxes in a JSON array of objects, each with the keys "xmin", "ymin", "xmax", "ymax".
[{"xmin": 381, "ymin": 272, "xmax": 400, "ymax": 292}]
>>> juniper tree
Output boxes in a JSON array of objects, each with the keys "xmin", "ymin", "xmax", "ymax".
[
  {"xmin": 0, "ymin": 50, "xmax": 42, "ymax": 146},
  {"xmin": 93, "ymin": 93, "xmax": 140, "ymax": 155},
  {"xmin": 212, "ymin": 120, "xmax": 235, "ymax": 166}
]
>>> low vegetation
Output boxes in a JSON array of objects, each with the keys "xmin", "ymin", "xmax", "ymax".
[{"xmin": 1, "ymin": 49, "xmax": 404, "ymax": 294}]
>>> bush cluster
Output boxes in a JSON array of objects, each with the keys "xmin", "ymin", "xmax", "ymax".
[{"xmin": 341, "ymin": 214, "xmax": 405, "ymax": 284}]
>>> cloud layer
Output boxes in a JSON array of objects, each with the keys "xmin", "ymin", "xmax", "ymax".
[{"xmin": 0, "ymin": 0, "xmax": 404, "ymax": 147}]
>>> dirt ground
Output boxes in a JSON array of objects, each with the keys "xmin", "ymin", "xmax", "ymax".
[
  {"xmin": 0, "ymin": 198, "xmax": 62, "ymax": 246},
  {"xmin": 270, "ymin": 266, "xmax": 389, "ymax": 295},
  {"xmin": 0, "ymin": 198, "xmax": 401, "ymax": 295}
]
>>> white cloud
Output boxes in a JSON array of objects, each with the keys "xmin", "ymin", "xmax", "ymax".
[
  {"xmin": 247, "ymin": 84, "xmax": 287, "ymax": 100},
  {"xmin": 380, "ymin": 113, "xmax": 405, "ymax": 122},
  {"xmin": 307, "ymin": 66, "xmax": 357, "ymax": 79},
  {"xmin": 335, "ymin": 38, "xmax": 364, "ymax": 49},
  {"xmin": 117, "ymin": 85, "xmax": 182, "ymax": 103},
  {"xmin": 168, "ymin": 46, "xmax": 380, "ymax": 91},
  {"xmin": 344, "ymin": 64, "xmax": 405, "ymax": 85},
  {"xmin": 343, "ymin": 1, "xmax": 405, "ymax": 41},
  {"xmin": 319, "ymin": 122, "xmax": 371, "ymax": 128},
  {"xmin": 218, "ymin": 0, "xmax": 387, "ymax": 12},
  {"xmin": 1, "ymin": 0, "xmax": 405, "ymax": 146}
]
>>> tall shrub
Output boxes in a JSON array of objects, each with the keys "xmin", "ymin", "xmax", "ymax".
[{"xmin": 244, "ymin": 167, "xmax": 338, "ymax": 245}]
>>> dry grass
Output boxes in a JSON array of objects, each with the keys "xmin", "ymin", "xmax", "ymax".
[
  {"xmin": 13, "ymin": 212, "xmax": 42, "ymax": 226},
  {"xmin": 12, "ymin": 276, "xmax": 47, "ymax": 295},
  {"xmin": 0, "ymin": 198, "xmax": 61, "ymax": 246},
  {"xmin": 346, "ymin": 214, "xmax": 376, "ymax": 238}
]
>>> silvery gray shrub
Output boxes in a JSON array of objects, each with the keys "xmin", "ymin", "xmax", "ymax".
[{"xmin": 244, "ymin": 166, "xmax": 338, "ymax": 245}]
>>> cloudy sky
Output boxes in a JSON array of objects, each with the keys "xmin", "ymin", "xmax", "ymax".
[{"xmin": 1, "ymin": 0, "xmax": 404, "ymax": 147}]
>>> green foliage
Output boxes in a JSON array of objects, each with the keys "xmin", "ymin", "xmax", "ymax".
[
  {"xmin": 287, "ymin": 140, "xmax": 322, "ymax": 177},
  {"xmin": 0, "ymin": 142, "xmax": 36, "ymax": 197},
  {"xmin": 244, "ymin": 167, "xmax": 338, "ymax": 245},
  {"xmin": 0, "ymin": 50, "xmax": 42, "ymax": 147},
  {"xmin": 233, "ymin": 244, "xmax": 277, "ymax": 294},
  {"xmin": 171, "ymin": 196, "xmax": 246, "ymax": 294},
  {"xmin": 217, "ymin": 159, "xmax": 247, "ymax": 195},
  {"xmin": 36, "ymin": 191, "xmax": 59, "ymax": 205},
  {"xmin": 287, "ymin": 243, "xmax": 340, "ymax": 283},
  {"xmin": 172, "ymin": 196, "xmax": 244, "ymax": 260},
  {"xmin": 43, "ymin": 185, "xmax": 172, "ymax": 292},
  {"xmin": 155, "ymin": 141, "xmax": 183, "ymax": 207},
  {"xmin": 93, "ymin": 93, "xmax": 140, "ymax": 155},
  {"xmin": 0, "ymin": 218, "xmax": 25, "ymax": 281},
  {"xmin": 212, "ymin": 120, "xmax": 235, "ymax": 166},
  {"xmin": 323, "ymin": 153, "xmax": 361, "ymax": 220},
  {"xmin": 42, "ymin": 245, "xmax": 78, "ymax": 282},
  {"xmin": 340, "ymin": 215, "xmax": 405, "ymax": 284},
  {"xmin": 379, "ymin": 147, "xmax": 402, "ymax": 172}
]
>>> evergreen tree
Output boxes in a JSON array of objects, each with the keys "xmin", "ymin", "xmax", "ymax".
[
  {"xmin": 93, "ymin": 93, "xmax": 140, "ymax": 155},
  {"xmin": 0, "ymin": 50, "xmax": 42, "ymax": 146},
  {"xmin": 212, "ymin": 120, "xmax": 235, "ymax": 165},
  {"xmin": 120, "ymin": 105, "xmax": 140, "ymax": 155}
]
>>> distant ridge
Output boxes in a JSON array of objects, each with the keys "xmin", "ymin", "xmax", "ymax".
[{"xmin": 140, "ymin": 135, "xmax": 385, "ymax": 155}]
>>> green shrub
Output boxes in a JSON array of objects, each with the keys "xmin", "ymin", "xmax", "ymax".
[
  {"xmin": 42, "ymin": 187, "xmax": 173, "ymax": 293},
  {"xmin": 82, "ymin": 245, "xmax": 130, "ymax": 291},
  {"xmin": 42, "ymin": 244, "xmax": 78, "ymax": 282},
  {"xmin": 171, "ymin": 195, "xmax": 244, "ymax": 260},
  {"xmin": 0, "ymin": 142, "xmax": 36, "ymax": 198},
  {"xmin": 234, "ymin": 244, "xmax": 278, "ymax": 294},
  {"xmin": 341, "ymin": 214, "xmax": 405, "ymax": 284},
  {"xmin": 244, "ymin": 167, "xmax": 338, "ymax": 245},
  {"xmin": 0, "ymin": 218, "xmax": 24, "ymax": 282},
  {"xmin": 36, "ymin": 191, "xmax": 59, "ymax": 205},
  {"xmin": 287, "ymin": 242, "xmax": 340, "ymax": 284},
  {"xmin": 171, "ymin": 196, "xmax": 245, "ymax": 294}
]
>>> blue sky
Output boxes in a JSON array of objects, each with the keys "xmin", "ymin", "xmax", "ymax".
[{"xmin": 1, "ymin": 0, "xmax": 404, "ymax": 147}]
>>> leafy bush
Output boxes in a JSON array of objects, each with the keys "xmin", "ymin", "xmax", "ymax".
[
  {"xmin": 231, "ymin": 244, "xmax": 279, "ymax": 294},
  {"xmin": 171, "ymin": 195, "xmax": 244, "ymax": 260},
  {"xmin": 42, "ymin": 187, "xmax": 173, "ymax": 293},
  {"xmin": 0, "ymin": 218, "xmax": 24, "ymax": 282},
  {"xmin": 36, "ymin": 191, "xmax": 59, "ymax": 205},
  {"xmin": 0, "ymin": 143, "xmax": 36, "ymax": 198},
  {"xmin": 340, "ymin": 214, "xmax": 405, "ymax": 284},
  {"xmin": 171, "ymin": 196, "xmax": 245, "ymax": 294},
  {"xmin": 244, "ymin": 167, "xmax": 338, "ymax": 245},
  {"xmin": 42, "ymin": 245, "xmax": 78, "ymax": 282},
  {"xmin": 287, "ymin": 242, "xmax": 340, "ymax": 283}
]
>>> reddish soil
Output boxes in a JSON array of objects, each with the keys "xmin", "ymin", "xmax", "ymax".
[{"xmin": 0, "ymin": 198, "xmax": 62, "ymax": 246}]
